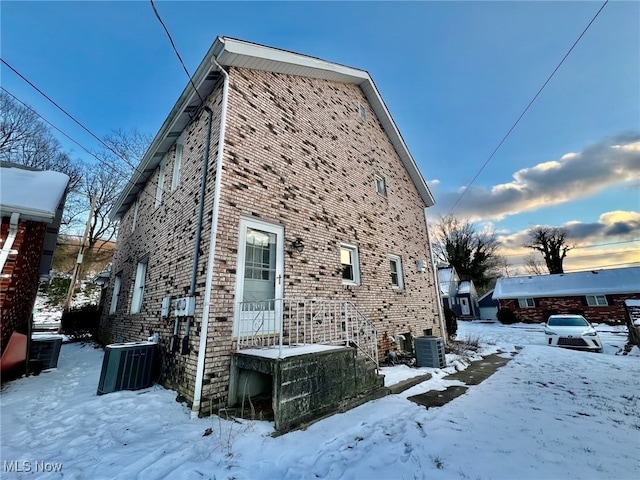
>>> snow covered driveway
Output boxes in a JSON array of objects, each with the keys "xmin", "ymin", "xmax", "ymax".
[{"xmin": 1, "ymin": 322, "xmax": 638, "ymax": 479}]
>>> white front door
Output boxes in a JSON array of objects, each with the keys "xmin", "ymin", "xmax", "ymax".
[
  {"xmin": 460, "ymin": 297, "xmax": 470, "ymax": 316},
  {"xmin": 234, "ymin": 217, "xmax": 284, "ymax": 339}
]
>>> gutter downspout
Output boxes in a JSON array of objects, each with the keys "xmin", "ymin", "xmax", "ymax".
[
  {"xmin": 191, "ymin": 57, "xmax": 229, "ymax": 418},
  {"xmin": 190, "ymin": 107, "xmax": 214, "ymax": 296},
  {"xmin": 0, "ymin": 212, "xmax": 20, "ymax": 272},
  {"xmin": 424, "ymin": 209, "xmax": 447, "ymax": 344},
  {"xmin": 177, "ymin": 107, "xmax": 214, "ymax": 355}
]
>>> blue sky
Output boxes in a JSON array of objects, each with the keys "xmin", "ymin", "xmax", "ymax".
[{"xmin": 2, "ymin": 1, "xmax": 639, "ymax": 273}]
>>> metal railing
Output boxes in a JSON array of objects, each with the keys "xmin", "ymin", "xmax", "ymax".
[{"xmin": 235, "ymin": 298, "xmax": 379, "ymax": 369}]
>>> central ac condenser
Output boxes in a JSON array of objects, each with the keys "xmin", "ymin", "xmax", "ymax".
[{"xmin": 97, "ymin": 341, "xmax": 156, "ymax": 395}]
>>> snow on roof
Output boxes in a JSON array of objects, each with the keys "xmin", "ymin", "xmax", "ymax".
[
  {"xmin": 458, "ymin": 281, "xmax": 471, "ymax": 294},
  {"xmin": 0, "ymin": 165, "xmax": 69, "ymax": 222},
  {"xmin": 438, "ymin": 267, "xmax": 454, "ymax": 296},
  {"xmin": 493, "ymin": 267, "xmax": 640, "ymax": 299}
]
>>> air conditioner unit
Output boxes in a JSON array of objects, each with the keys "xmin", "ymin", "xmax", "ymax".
[
  {"xmin": 30, "ymin": 337, "xmax": 63, "ymax": 370},
  {"xmin": 415, "ymin": 336, "xmax": 446, "ymax": 368},
  {"xmin": 97, "ymin": 341, "xmax": 156, "ymax": 395},
  {"xmin": 174, "ymin": 296, "xmax": 195, "ymax": 317}
]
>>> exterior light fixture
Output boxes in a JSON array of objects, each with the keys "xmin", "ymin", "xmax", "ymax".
[{"xmin": 292, "ymin": 238, "xmax": 304, "ymax": 253}]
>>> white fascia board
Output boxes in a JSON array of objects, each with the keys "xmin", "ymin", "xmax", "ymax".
[
  {"xmin": 110, "ymin": 36, "xmax": 436, "ymax": 219},
  {"xmin": 110, "ymin": 40, "xmax": 224, "ymax": 221}
]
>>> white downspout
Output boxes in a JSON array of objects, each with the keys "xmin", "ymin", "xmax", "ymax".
[
  {"xmin": 424, "ymin": 209, "xmax": 447, "ymax": 344},
  {"xmin": 191, "ymin": 57, "xmax": 229, "ymax": 418},
  {"xmin": 0, "ymin": 213, "xmax": 20, "ymax": 272}
]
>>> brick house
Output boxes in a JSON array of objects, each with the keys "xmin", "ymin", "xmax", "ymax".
[
  {"xmin": 492, "ymin": 267, "xmax": 640, "ymax": 324},
  {"xmin": 100, "ymin": 37, "xmax": 443, "ymax": 428},
  {"xmin": 0, "ymin": 163, "xmax": 69, "ymax": 352}
]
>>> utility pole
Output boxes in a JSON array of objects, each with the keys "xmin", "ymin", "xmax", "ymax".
[{"xmin": 63, "ymin": 193, "xmax": 97, "ymax": 312}]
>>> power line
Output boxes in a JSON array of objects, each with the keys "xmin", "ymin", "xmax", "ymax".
[
  {"xmin": 149, "ymin": 0, "xmax": 205, "ymax": 106},
  {"xmin": 564, "ymin": 261, "xmax": 640, "ymax": 272},
  {"xmin": 1, "ymin": 59, "xmax": 191, "ymax": 216},
  {"xmin": 1, "ymin": 87, "xmax": 184, "ymax": 217},
  {"xmin": 499, "ymin": 238, "xmax": 639, "ymax": 257},
  {"xmin": 447, "ymin": 0, "xmax": 610, "ymax": 215},
  {"xmin": 573, "ymin": 239, "xmax": 639, "ymax": 250},
  {"xmin": 0, "ymin": 55, "xmax": 214, "ymax": 218},
  {"xmin": 1, "ymin": 58, "xmax": 139, "ymax": 173},
  {"xmin": 1, "ymin": 87, "xmax": 131, "ymax": 181}
]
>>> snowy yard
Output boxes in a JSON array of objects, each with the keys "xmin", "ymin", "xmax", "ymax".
[{"xmin": 1, "ymin": 321, "xmax": 638, "ymax": 479}]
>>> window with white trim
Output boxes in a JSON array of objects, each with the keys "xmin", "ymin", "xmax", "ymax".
[
  {"xmin": 389, "ymin": 254, "xmax": 404, "ymax": 289},
  {"xmin": 131, "ymin": 195, "xmax": 140, "ymax": 232},
  {"xmin": 171, "ymin": 133, "xmax": 185, "ymax": 191},
  {"xmin": 130, "ymin": 258, "xmax": 148, "ymax": 314},
  {"xmin": 155, "ymin": 157, "xmax": 166, "ymax": 208},
  {"xmin": 341, "ymin": 243, "xmax": 360, "ymax": 285},
  {"xmin": 109, "ymin": 273, "xmax": 122, "ymax": 314},
  {"xmin": 518, "ymin": 297, "xmax": 535, "ymax": 308},
  {"xmin": 375, "ymin": 174, "xmax": 387, "ymax": 196},
  {"xmin": 586, "ymin": 295, "xmax": 608, "ymax": 306},
  {"xmin": 358, "ymin": 102, "xmax": 367, "ymax": 122}
]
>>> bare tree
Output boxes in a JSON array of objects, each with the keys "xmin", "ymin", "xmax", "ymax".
[
  {"xmin": 0, "ymin": 91, "xmax": 83, "ymax": 191},
  {"xmin": 82, "ymin": 129, "xmax": 152, "ymax": 250},
  {"xmin": 523, "ymin": 254, "xmax": 546, "ymax": 276},
  {"xmin": 525, "ymin": 226, "xmax": 573, "ymax": 274},
  {"xmin": 496, "ymin": 256, "xmax": 520, "ymax": 278},
  {"xmin": 433, "ymin": 215, "xmax": 501, "ymax": 290}
]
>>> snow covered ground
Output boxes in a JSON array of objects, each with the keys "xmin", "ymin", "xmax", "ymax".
[{"xmin": 1, "ymin": 321, "xmax": 638, "ymax": 479}]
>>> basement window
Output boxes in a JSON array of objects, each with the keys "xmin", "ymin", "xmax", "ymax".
[{"xmin": 586, "ymin": 295, "xmax": 608, "ymax": 306}]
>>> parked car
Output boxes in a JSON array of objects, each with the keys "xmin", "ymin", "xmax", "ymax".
[{"xmin": 544, "ymin": 314, "xmax": 603, "ymax": 353}]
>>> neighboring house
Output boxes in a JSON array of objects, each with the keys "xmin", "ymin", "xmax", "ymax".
[
  {"xmin": 438, "ymin": 266, "xmax": 480, "ymax": 320},
  {"xmin": 478, "ymin": 289, "xmax": 499, "ymax": 321},
  {"xmin": 0, "ymin": 162, "xmax": 69, "ymax": 352},
  {"xmin": 100, "ymin": 37, "xmax": 442, "ymax": 429},
  {"xmin": 492, "ymin": 267, "xmax": 640, "ymax": 324}
]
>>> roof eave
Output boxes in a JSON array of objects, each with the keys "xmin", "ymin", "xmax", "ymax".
[{"xmin": 110, "ymin": 36, "xmax": 435, "ymax": 219}]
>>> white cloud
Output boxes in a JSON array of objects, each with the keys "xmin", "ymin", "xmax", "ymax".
[
  {"xmin": 432, "ymin": 133, "xmax": 640, "ymax": 221},
  {"xmin": 495, "ymin": 210, "xmax": 640, "ymax": 273}
]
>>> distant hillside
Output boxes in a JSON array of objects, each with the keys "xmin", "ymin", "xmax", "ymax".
[{"xmin": 53, "ymin": 236, "xmax": 115, "ymax": 279}]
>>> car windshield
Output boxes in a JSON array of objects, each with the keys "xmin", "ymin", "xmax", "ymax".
[{"xmin": 547, "ymin": 316, "xmax": 589, "ymax": 327}]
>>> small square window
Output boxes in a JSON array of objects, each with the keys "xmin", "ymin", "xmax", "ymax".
[
  {"xmin": 375, "ymin": 174, "xmax": 387, "ymax": 196},
  {"xmin": 389, "ymin": 254, "xmax": 404, "ymax": 289},
  {"xmin": 586, "ymin": 295, "xmax": 607, "ymax": 306},
  {"xmin": 358, "ymin": 102, "xmax": 367, "ymax": 122},
  {"xmin": 517, "ymin": 298, "xmax": 535, "ymax": 308},
  {"xmin": 341, "ymin": 243, "xmax": 360, "ymax": 285}
]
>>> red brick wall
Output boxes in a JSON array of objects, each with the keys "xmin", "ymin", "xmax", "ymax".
[
  {"xmin": 100, "ymin": 67, "xmax": 441, "ymax": 406},
  {"xmin": 1, "ymin": 219, "xmax": 47, "ymax": 352},
  {"xmin": 498, "ymin": 293, "xmax": 640, "ymax": 324}
]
